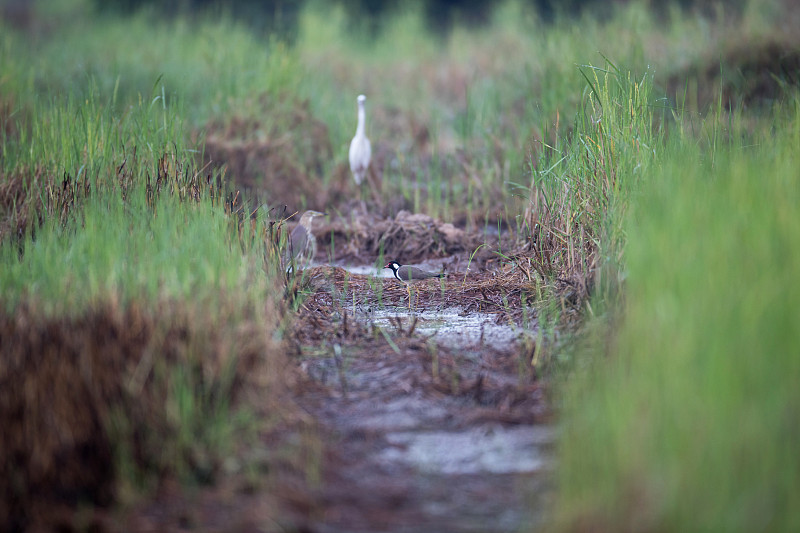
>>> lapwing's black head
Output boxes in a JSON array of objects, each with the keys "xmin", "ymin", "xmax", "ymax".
[{"xmin": 384, "ymin": 261, "xmax": 404, "ymax": 282}]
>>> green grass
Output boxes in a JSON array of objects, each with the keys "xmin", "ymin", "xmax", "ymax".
[
  {"xmin": 1, "ymin": 191, "xmax": 269, "ymax": 314},
  {"xmin": 7, "ymin": 0, "xmax": 787, "ymax": 222},
  {"xmin": 5, "ymin": 11, "xmax": 302, "ymax": 125},
  {"xmin": 0, "ymin": 14, "xmax": 289, "ymax": 521},
  {"xmin": 524, "ymin": 62, "xmax": 663, "ymax": 297},
  {"xmin": 554, "ymin": 96, "xmax": 800, "ymax": 531}
]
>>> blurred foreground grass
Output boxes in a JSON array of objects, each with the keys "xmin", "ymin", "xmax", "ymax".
[
  {"xmin": 0, "ymin": 29, "xmax": 289, "ymax": 527},
  {"xmin": 555, "ymin": 100, "xmax": 800, "ymax": 530}
]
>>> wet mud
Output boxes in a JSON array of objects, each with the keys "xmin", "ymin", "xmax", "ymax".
[{"xmin": 287, "ymin": 264, "xmax": 555, "ymax": 532}]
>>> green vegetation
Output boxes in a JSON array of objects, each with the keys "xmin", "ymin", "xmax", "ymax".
[
  {"xmin": 0, "ymin": 10, "xmax": 289, "ymax": 527},
  {"xmin": 524, "ymin": 62, "xmax": 662, "ymax": 303},
  {"xmin": 554, "ymin": 99, "xmax": 800, "ymax": 531},
  {"xmin": 1, "ymin": 0, "xmax": 798, "ymax": 529}
]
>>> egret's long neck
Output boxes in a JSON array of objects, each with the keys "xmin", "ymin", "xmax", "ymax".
[{"xmin": 356, "ymin": 104, "xmax": 366, "ymax": 137}]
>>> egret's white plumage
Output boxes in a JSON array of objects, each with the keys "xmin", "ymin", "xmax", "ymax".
[{"xmin": 348, "ymin": 94, "xmax": 371, "ymax": 186}]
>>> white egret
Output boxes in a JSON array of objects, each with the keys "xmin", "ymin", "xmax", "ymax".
[{"xmin": 348, "ymin": 94, "xmax": 371, "ymax": 187}]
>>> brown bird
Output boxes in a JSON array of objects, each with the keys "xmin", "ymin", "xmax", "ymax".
[
  {"xmin": 384, "ymin": 260, "xmax": 444, "ymax": 304},
  {"xmin": 284, "ymin": 210, "xmax": 325, "ymax": 271}
]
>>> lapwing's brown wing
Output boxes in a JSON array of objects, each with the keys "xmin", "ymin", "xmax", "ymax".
[{"xmin": 396, "ymin": 265, "xmax": 444, "ymax": 282}]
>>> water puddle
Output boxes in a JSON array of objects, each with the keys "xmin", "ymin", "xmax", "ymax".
[
  {"xmin": 295, "ymin": 262, "xmax": 551, "ymax": 532},
  {"xmin": 334, "ymin": 257, "xmax": 456, "ymax": 278},
  {"xmin": 381, "ymin": 424, "xmax": 555, "ymax": 475},
  {"xmin": 366, "ymin": 307, "xmax": 531, "ymax": 352},
  {"xmin": 326, "ymin": 263, "xmax": 537, "ymax": 353},
  {"xmin": 332, "ymin": 263, "xmax": 391, "ymax": 277}
]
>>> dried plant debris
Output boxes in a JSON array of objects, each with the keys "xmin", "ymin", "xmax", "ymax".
[
  {"xmin": 309, "ymin": 210, "xmax": 485, "ymax": 264},
  {"xmin": 0, "ymin": 297, "xmax": 284, "ymax": 531},
  {"xmin": 291, "ymin": 267, "xmax": 549, "ymax": 412},
  {"xmin": 202, "ymin": 94, "xmax": 337, "ymax": 213}
]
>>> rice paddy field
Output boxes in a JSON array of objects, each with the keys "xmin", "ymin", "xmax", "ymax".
[{"xmin": 1, "ymin": 0, "xmax": 799, "ymax": 531}]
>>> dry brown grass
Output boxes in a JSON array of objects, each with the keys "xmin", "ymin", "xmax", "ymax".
[
  {"xmin": 0, "ymin": 92, "xmax": 37, "ymax": 243},
  {"xmin": 202, "ymin": 94, "xmax": 337, "ymax": 214},
  {"xmin": 0, "ymin": 168, "xmax": 35, "ymax": 243},
  {"xmin": 310, "ymin": 209, "xmax": 486, "ymax": 264},
  {"xmin": 0, "ymin": 292, "xmax": 286, "ymax": 531},
  {"xmin": 520, "ymin": 193, "xmax": 597, "ymax": 306}
]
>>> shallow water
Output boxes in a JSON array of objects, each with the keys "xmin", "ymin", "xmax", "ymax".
[
  {"xmin": 381, "ymin": 425, "xmax": 554, "ymax": 475},
  {"xmin": 298, "ymin": 263, "xmax": 551, "ymax": 532},
  {"xmin": 334, "ymin": 263, "xmax": 390, "ymax": 277},
  {"xmin": 334, "ymin": 257, "xmax": 457, "ymax": 278},
  {"xmin": 366, "ymin": 306, "xmax": 531, "ymax": 352}
]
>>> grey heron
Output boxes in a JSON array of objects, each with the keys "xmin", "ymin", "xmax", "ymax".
[{"xmin": 284, "ymin": 210, "xmax": 325, "ymax": 271}]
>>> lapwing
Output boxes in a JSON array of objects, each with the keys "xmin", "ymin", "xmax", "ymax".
[
  {"xmin": 349, "ymin": 94, "xmax": 371, "ymax": 188},
  {"xmin": 284, "ymin": 210, "xmax": 325, "ymax": 272},
  {"xmin": 384, "ymin": 261, "xmax": 445, "ymax": 304}
]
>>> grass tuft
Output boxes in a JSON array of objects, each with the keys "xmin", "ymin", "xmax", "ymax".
[{"xmin": 554, "ymin": 92, "xmax": 800, "ymax": 532}]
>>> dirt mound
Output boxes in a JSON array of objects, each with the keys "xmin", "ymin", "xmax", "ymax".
[
  {"xmin": 202, "ymin": 95, "xmax": 342, "ymax": 213},
  {"xmin": 314, "ymin": 210, "xmax": 486, "ymax": 263},
  {"xmin": 0, "ymin": 297, "xmax": 281, "ymax": 531},
  {"xmin": 666, "ymin": 40, "xmax": 800, "ymax": 110}
]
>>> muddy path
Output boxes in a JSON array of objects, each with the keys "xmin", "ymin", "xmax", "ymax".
[
  {"xmin": 284, "ymin": 264, "xmax": 556, "ymax": 532},
  {"xmin": 104, "ymin": 218, "xmax": 569, "ymax": 533}
]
